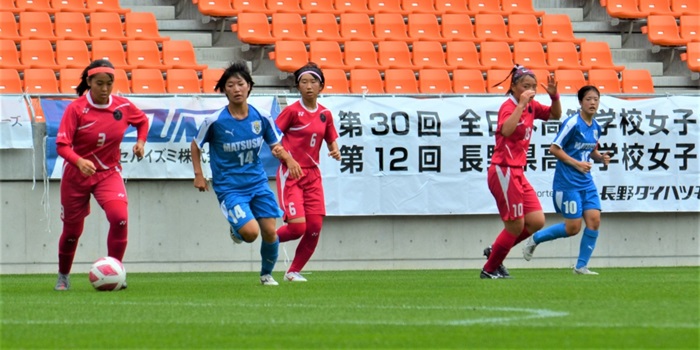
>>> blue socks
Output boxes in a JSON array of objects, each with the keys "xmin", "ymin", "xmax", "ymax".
[
  {"xmin": 533, "ymin": 222, "xmax": 568, "ymax": 244},
  {"xmin": 576, "ymin": 228, "xmax": 599, "ymax": 269},
  {"xmin": 260, "ymin": 237, "xmax": 279, "ymax": 276}
]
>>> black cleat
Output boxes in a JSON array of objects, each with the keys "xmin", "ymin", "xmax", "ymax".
[
  {"xmin": 483, "ymin": 245, "xmax": 512, "ymax": 278},
  {"xmin": 480, "ymin": 269, "xmax": 503, "ymax": 279}
]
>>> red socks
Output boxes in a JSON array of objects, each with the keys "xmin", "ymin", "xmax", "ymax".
[
  {"xmin": 288, "ymin": 215, "xmax": 323, "ymax": 273},
  {"xmin": 104, "ymin": 200, "xmax": 129, "ymax": 261},
  {"xmin": 58, "ymin": 220, "xmax": 85, "ymax": 274},
  {"xmin": 483, "ymin": 228, "xmax": 520, "ymax": 273},
  {"xmin": 277, "ymin": 222, "xmax": 306, "ymax": 243}
]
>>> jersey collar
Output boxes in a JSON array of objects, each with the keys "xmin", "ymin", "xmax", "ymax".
[{"xmin": 86, "ymin": 93, "xmax": 112, "ymax": 109}]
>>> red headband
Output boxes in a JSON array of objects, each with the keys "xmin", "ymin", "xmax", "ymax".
[{"xmin": 88, "ymin": 67, "xmax": 115, "ymax": 77}]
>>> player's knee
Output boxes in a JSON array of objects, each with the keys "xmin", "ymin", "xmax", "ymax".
[{"xmin": 565, "ymin": 223, "xmax": 582, "ymax": 236}]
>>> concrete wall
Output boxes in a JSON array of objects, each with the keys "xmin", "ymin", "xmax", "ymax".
[{"xmin": 1, "ymin": 179, "xmax": 698, "ymax": 274}]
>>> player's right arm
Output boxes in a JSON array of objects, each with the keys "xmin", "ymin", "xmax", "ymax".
[
  {"xmin": 501, "ymin": 92, "xmax": 534, "ymax": 137},
  {"xmin": 549, "ymin": 144, "xmax": 592, "ymax": 174},
  {"xmin": 56, "ymin": 103, "xmax": 96, "ymax": 176},
  {"xmin": 191, "ymin": 140, "xmax": 208, "ymax": 192}
]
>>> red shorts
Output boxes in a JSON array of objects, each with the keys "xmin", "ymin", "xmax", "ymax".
[
  {"xmin": 276, "ymin": 165, "xmax": 326, "ymax": 221},
  {"xmin": 60, "ymin": 165, "xmax": 128, "ymax": 223},
  {"xmin": 487, "ymin": 164, "xmax": 542, "ymax": 221}
]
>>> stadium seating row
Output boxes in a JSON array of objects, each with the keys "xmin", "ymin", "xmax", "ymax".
[
  {"xmin": 603, "ymin": 0, "xmax": 699, "ymax": 19},
  {"xmin": 197, "ymin": 0, "xmax": 545, "ymax": 18},
  {"xmin": 641, "ymin": 15, "xmax": 700, "ymax": 46},
  {"xmin": 0, "ymin": 67, "xmax": 655, "ymax": 95},
  {"xmin": 1, "ymin": 11, "xmax": 168, "ymax": 44},
  {"xmin": 0, "ymin": 0, "xmax": 130, "ymax": 14},
  {"xmin": 0, "ymin": 39, "xmax": 207, "ymax": 72},
  {"xmin": 232, "ymin": 12, "xmax": 585, "ymax": 46},
  {"xmin": 270, "ymin": 40, "xmax": 624, "ymax": 73}
]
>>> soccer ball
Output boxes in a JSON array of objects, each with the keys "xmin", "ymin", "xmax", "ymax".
[{"xmin": 89, "ymin": 257, "xmax": 127, "ymax": 291}]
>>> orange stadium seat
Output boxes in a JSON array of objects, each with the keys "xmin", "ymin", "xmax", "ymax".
[
  {"xmin": 530, "ymin": 68, "xmax": 550, "ymax": 94},
  {"xmin": 513, "ymin": 41, "xmax": 551, "ymax": 71},
  {"xmin": 434, "ymin": 0, "xmax": 473, "ymax": 14},
  {"xmin": 452, "ymin": 69, "xmax": 486, "ymax": 93},
  {"xmin": 411, "ymin": 40, "xmax": 449, "ymax": 69},
  {"xmin": 445, "ymin": 41, "xmax": 482, "ymax": 70},
  {"xmin": 0, "ymin": 39, "xmax": 24, "ymax": 70},
  {"xmin": 408, "ymin": 13, "xmax": 450, "ymax": 43},
  {"xmin": 86, "ymin": 0, "xmax": 131, "ymax": 14},
  {"xmin": 605, "ymin": 0, "xmax": 647, "ymax": 20},
  {"xmin": 508, "ymin": 14, "xmax": 548, "ymax": 43},
  {"xmin": 125, "ymin": 12, "xmax": 171, "ymax": 44},
  {"xmin": 266, "ymin": 0, "xmax": 306, "ymax": 14},
  {"xmin": 166, "ymin": 69, "xmax": 201, "ymax": 93},
  {"xmin": 308, "ymin": 40, "xmax": 347, "ymax": 70},
  {"xmin": 201, "ymin": 68, "xmax": 224, "ymax": 93},
  {"xmin": 232, "ymin": 0, "xmax": 271, "ymax": 14},
  {"xmin": 0, "ymin": 12, "xmax": 22, "ymax": 43},
  {"xmin": 55, "ymin": 40, "xmax": 91, "ymax": 69},
  {"xmin": 401, "ymin": 0, "xmax": 440, "ymax": 14},
  {"xmin": 130, "ymin": 68, "xmax": 166, "ymax": 93},
  {"xmin": 384, "ymin": 68, "xmax": 419, "ymax": 93},
  {"xmin": 305, "ymin": 12, "xmax": 342, "ymax": 42},
  {"xmin": 679, "ymin": 15, "xmax": 700, "ymax": 42},
  {"xmin": 54, "ymin": 12, "xmax": 94, "ymax": 42},
  {"xmin": 642, "ymin": 15, "xmax": 687, "ymax": 46},
  {"xmin": 127, "ymin": 40, "xmax": 173, "ymax": 70},
  {"xmin": 271, "ymin": 13, "xmax": 309, "ymax": 42},
  {"xmin": 58, "ymin": 68, "xmax": 82, "ymax": 93},
  {"xmin": 579, "ymin": 41, "xmax": 625, "ymax": 72},
  {"xmin": 269, "ymin": 40, "xmax": 309, "ymax": 72},
  {"xmin": 301, "ymin": 0, "xmax": 342, "ymax": 15},
  {"xmin": 18, "ymin": 12, "xmax": 57, "ymax": 41},
  {"xmin": 333, "ymin": 0, "xmax": 372, "ymax": 14},
  {"xmin": 368, "ymin": 0, "xmax": 409, "ymax": 15},
  {"xmin": 91, "ymin": 40, "xmax": 137, "ymax": 70},
  {"xmin": 0, "ymin": 68, "xmax": 22, "ymax": 93},
  {"xmin": 479, "ymin": 41, "xmax": 515, "ymax": 70},
  {"xmin": 51, "ymin": 0, "xmax": 93, "ymax": 14},
  {"xmin": 441, "ymin": 13, "xmax": 481, "ymax": 42},
  {"xmin": 418, "ymin": 68, "xmax": 453, "ymax": 93},
  {"xmin": 349, "ymin": 68, "xmax": 384, "ymax": 93},
  {"xmin": 0, "ymin": 0, "xmax": 25, "ymax": 14},
  {"xmin": 23, "ymin": 68, "xmax": 59, "ymax": 93},
  {"xmin": 231, "ymin": 12, "xmax": 274, "ymax": 45},
  {"xmin": 546, "ymin": 41, "xmax": 592, "ymax": 71},
  {"xmin": 197, "ymin": 0, "xmax": 237, "ymax": 17},
  {"xmin": 15, "ymin": 0, "xmax": 56, "ymax": 13},
  {"xmin": 672, "ymin": 0, "xmax": 700, "ymax": 15},
  {"xmin": 587, "ymin": 69, "xmax": 621, "ymax": 93},
  {"xmin": 500, "ymin": 0, "xmax": 545, "ymax": 16},
  {"xmin": 20, "ymin": 39, "xmax": 65, "ymax": 70},
  {"xmin": 112, "ymin": 67, "xmax": 130, "ymax": 94},
  {"xmin": 467, "ymin": 0, "xmax": 503, "ymax": 14},
  {"xmin": 377, "ymin": 41, "xmax": 415, "ymax": 69},
  {"xmin": 540, "ymin": 14, "xmax": 586, "ymax": 44},
  {"xmin": 343, "ymin": 40, "xmax": 382, "ymax": 69},
  {"xmin": 373, "ymin": 13, "xmax": 410, "ymax": 41},
  {"xmin": 339, "ymin": 13, "xmax": 377, "ymax": 42},
  {"xmin": 680, "ymin": 41, "xmax": 700, "ymax": 72},
  {"xmin": 639, "ymin": 0, "xmax": 675, "ymax": 16},
  {"xmin": 621, "ymin": 69, "xmax": 655, "ymax": 93},
  {"xmin": 162, "ymin": 40, "xmax": 208, "ymax": 71},
  {"xmin": 321, "ymin": 68, "xmax": 350, "ymax": 93},
  {"xmin": 486, "ymin": 69, "xmax": 512, "ymax": 93},
  {"xmin": 474, "ymin": 14, "xmax": 518, "ymax": 43},
  {"xmin": 90, "ymin": 12, "xmax": 128, "ymax": 42},
  {"xmin": 554, "ymin": 69, "xmax": 587, "ymax": 94}
]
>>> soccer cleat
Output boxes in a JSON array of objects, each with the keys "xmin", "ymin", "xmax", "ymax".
[
  {"xmin": 260, "ymin": 274, "xmax": 279, "ymax": 286},
  {"xmin": 522, "ymin": 236, "xmax": 538, "ymax": 261},
  {"xmin": 229, "ymin": 227, "xmax": 242, "ymax": 244},
  {"xmin": 480, "ymin": 269, "xmax": 503, "ymax": 279},
  {"xmin": 54, "ymin": 273, "xmax": 70, "ymax": 291},
  {"xmin": 483, "ymin": 245, "xmax": 512, "ymax": 278},
  {"xmin": 574, "ymin": 266, "xmax": 599, "ymax": 275},
  {"xmin": 284, "ymin": 271, "xmax": 308, "ymax": 282}
]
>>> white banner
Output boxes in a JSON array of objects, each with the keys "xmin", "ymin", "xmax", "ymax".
[
  {"xmin": 317, "ymin": 95, "xmax": 700, "ymax": 215},
  {"xmin": 47, "ymin": 96, "xmax": 280, "ymax": 179},
  {"xmin": 0, "ymin": 95, "xmax": 33, "ymax": 149}
]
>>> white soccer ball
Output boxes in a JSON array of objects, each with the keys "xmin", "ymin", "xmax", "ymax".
[{"xmin": 89, "ymin": 256, "xmax": 127, "ymax": 291}]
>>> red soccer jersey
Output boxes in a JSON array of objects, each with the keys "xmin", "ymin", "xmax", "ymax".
[
  {"xmin": 276, "ymin": 100, "xmax": 339, "ymax": 168},
  {"xmin": 490, "ymin": 96, "xmax": 551, "ymax": 167},
  {"xmin": 56, "ymin": 94, "xmax": 149, "ymax": 171}
]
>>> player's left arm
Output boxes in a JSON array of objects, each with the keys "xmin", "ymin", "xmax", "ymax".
[
  {"xmin": 541, "ymin": 74, "xmax": 562, "ymax": 120},
  {"xmin": 590, "ymin": 148, "xmax": 611, "ymax": 166},
  {"xmin": 323, "ymin": 109, "xmax": 340, "ymax": 161},
  {"xmin": 271, "ymin": 143, "xmax": 303, "ymax": 179},
  {"xmin": 327, "ymin": 141, "xmax": 340, "ymax": 161}
]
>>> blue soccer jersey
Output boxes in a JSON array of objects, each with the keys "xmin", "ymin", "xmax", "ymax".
[
  {"xmin": 194, "ymin": 105, "xmax": 283, "ymax": 194},
  {"xmin": 551, "ymin": 113, "xmax": 602, "ymax": 191}
]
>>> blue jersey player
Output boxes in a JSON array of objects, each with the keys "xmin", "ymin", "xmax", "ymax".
[
  {"xmin": 522, "ymin": 86, "xmax": 611, "ymax": 275},
  {"xmin": 191, "ymin": 62, "xmax": 301, "ymax": 286}
]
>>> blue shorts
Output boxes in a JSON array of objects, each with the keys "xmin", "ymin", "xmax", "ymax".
[
  {"xmin": 218, "ymin": 185, "xmax": 283, "ymax": 232},
  {"xmin": 552, "ymin": 188, "xmax": 601, "ymax": 219}
]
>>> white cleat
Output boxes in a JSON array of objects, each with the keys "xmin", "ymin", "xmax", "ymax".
[
  {"xmin": 260, "ymin": 274, "xmax": 279, "ymax": 286},
  {"xmin": 573, "ymin": 266, "xmax": 599, "ymax": 275},
  {"xmin": 522, "ymin": 236, "xmax": 537, "ymax": 261},
  {"xmin": 229, "ymin": 227, "xmax": 242, "ymax": 244},
  {"xmin": 284, "ymin": 271, "xmax": 308, "ymax": 282}
]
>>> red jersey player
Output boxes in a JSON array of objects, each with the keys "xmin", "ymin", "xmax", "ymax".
[
  {"xmin": 273, "ymin": 63, "xmax": 340, "ymax": 282},
  {"xmin": 54, "ymin": 60, "xmax": 149, "ymax": 290},
  {"xmin": 481, "ymin": 65, "xmax": 562, "ymax": 279}
]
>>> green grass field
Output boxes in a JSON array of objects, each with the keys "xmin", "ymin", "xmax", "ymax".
[{"xmin": 2, "ymin": 267, "xmax": 698, "ymax": 349}]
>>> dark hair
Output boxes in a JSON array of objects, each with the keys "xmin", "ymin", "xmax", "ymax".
[
  {"xmin": 294, "ymin": 62, "xmax": 325, "ymax": 88},
  {"xmin": 577, "ymin": 85, "xmax": 600, "ymax": 102},
  {"xmin": 492, "ymin": 65, "xmax": 537, "ymax": 95},
  {"xmin": 215, "ymin": 61, "xmax": 254, "ymax": 96},
  {"xmin": 75, "ymin": 60, "xmax": 115, "ymax": 96}
]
